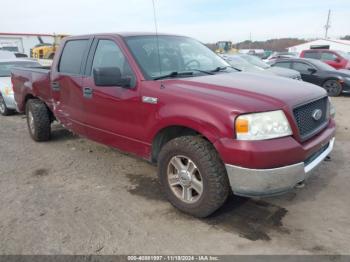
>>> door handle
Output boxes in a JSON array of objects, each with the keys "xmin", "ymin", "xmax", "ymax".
[
  {"xmin": 51, "ymin": 82, "xmax": 60, "ymax": 91},
  {"xmin": 83, "ymin": 87, "xmax": 93, "ymax": 99}
]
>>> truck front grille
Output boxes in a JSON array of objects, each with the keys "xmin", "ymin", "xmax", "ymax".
[{"xmin": 293, "ymin": 97, "xmax": 329, "ymax": 141}]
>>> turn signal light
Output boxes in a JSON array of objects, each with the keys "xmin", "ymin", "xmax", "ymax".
[{"xmin": 235, "ymin": 118, "xmax": 249, "ymax": 133}]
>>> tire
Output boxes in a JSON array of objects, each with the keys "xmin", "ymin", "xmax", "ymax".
[
  {"xmin": 323, "ymin": 79, "xmax": 342, "ymax": 97},
  {"xmin": 26, "ymin": 99, "xmax": 51, "ymax": 141},
  {"xmin": 0, "ymin": 95, "xmax": 14, "ymax": 116},
  {"xmin": 158, "ymin": 136, "xmax": 230, "ymax": 218}
]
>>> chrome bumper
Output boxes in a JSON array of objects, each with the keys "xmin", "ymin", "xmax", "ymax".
[{"xmin": 225, "ymin": 137, "xmax": 335, "ymax": 197}]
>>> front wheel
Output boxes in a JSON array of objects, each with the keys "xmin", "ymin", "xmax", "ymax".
[
  {"xmin": 323, "ymin": 79, "xmax": 342, "ymax": 97},
  {"xmin": 0, "ymin": 95, "xmax": 14, "ymax": 116},
  {"xmin": 158, "ymin": 136, "xmax": 230, "ymax": 218},
  {"xmin": 26, "ymin": 99, "xmax": 51, "ymax": 141}
]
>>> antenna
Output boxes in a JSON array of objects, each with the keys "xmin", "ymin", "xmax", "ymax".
[
  {"xmin": 152, "ymin": 0, "xmax": 162, "ymax": 77},
  {"xmin": 324, "ymin": 9, "xmax": 331, "ymax": 39}
]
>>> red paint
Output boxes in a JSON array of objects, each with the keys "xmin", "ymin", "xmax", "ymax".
[{"xmin": 12, "ymin": 33, "xmax": 335, "ymax": 168}]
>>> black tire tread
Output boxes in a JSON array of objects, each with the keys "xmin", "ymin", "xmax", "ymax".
[{"xmin": 26, "ymin": 99, "xmax": 51, "ymax": 141}]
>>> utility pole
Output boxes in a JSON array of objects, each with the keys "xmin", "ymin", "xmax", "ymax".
[{"xmin": 324, "ymin": 9, "xmax": 331, "ymax": 39}]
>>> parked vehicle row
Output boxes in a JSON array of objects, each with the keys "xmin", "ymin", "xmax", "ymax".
[
  {"xmin": 222, "ymin": 53, "xmax": 302, "ymax": 80},
  {"xmin": 271, "ymin": 58, "xmax": 350, "ymax": 96},
  {"xmin": 9, "ymin": 33, "xmax": 335, "ymax": 218}
]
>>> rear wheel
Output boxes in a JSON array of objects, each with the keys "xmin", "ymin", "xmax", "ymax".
[
  {"xmin": 0, "ymin": 95, "xmax": 14, "ymax": 116},
  {"xmin": 26, "ymin": 99, "xmax": 51, "ymax": 141},
  {"xmin": 323, "ymin": 80, "xmax": 342, "ymax": 97},
  {"xmin": 158, "ymin": 136, "xmax": 230, "ymax": 218}
]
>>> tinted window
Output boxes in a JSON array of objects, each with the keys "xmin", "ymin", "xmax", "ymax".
[
  {"xmin": 59, "ymin": 40, "xmax": 88, "ymax": 74},
  {"xmin": 92, "ymin": 40, "xmax": 135, "ymax": 86},
  {"xmin": 303, "ymin": 52, "xmax": 321, "ymax": 59},
  {"xmin": 274, "ymin": 62, "xmax": 291, "ymax": 68},
  {"xmin": 293, "ymin": 62, "xmax": 313, "ymax": 71},
  {"xmin": 321, "ymin": 52, "xmax": 338, "ymax": 61}
]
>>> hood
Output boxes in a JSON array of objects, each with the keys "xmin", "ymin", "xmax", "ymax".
[
  {"xmin": 267, "ymin": 67, "xmax": 301, "ymax": 79},
  {"xmin": 163, "ymin": 72, "xmax": 326, "ymax": 113},
  {"xmin": 0, "ymin": 77, "xmax": 12, "ymax": 93}
]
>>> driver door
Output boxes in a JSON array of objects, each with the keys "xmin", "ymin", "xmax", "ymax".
[{"xmin": 81, "ymin": 38, "xmax": 148, "ymax": 156}]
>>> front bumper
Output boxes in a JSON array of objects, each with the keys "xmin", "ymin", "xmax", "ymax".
[{"xmin": 225, "ymin": 137, "xmax": 335, "ymax": 197}]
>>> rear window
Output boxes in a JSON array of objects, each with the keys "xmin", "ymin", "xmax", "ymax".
[
  {"xmin": 303, "ymin": 51, "xmax": 321, "ymax": 59},
  {"xmin": 58, "ymin": 40, "xmax": 88, "ymax": 74}
]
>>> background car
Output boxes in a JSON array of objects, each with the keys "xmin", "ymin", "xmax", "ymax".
[
  {"xmin": 264, "ymin": 51, "xmax": 298, "ymax": 64},
  {"xmin": 300, "ymin": 49, "xmax": 350, "ymax": 70},
  {"xmin": 271, "ymin": 57, "xmax": 350, "ymax": 96},
  {"xmin": 222, "ymin": 54, "xmax": 302, "ymax": 80},
  {"xmin": 0, "ymin": 59, "xmax": 41, "ymax": 115}
]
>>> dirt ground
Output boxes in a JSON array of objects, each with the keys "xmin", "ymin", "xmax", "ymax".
[{"xmin": 0, "ymin": 96, "xmax": 349, "ymax": 255}]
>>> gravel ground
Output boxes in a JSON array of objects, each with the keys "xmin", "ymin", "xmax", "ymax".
[{"xmin": 0, "ymin": 96, "xmax": 349, "ymax": 255}]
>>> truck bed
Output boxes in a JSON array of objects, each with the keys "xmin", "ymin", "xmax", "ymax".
[{"xmin": 11, "ymin": 66, "xmax": 52, "ymax": 113}]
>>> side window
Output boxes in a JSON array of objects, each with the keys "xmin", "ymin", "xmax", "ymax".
[
  {"xmin": 303, "ymin": 52, "xmax": 320, "ymax": 59},
  {"xmin": 293, "ymin": 62, "xmax": 313, "ymax": 71},
  {"xmin": 321, "ymin": 52, "xmax": 338, "ymax": 61},
  {"xmin": 91, "ymin": 40, "xmax": 135, "ymax": 86},
  {"xmin": 274, "ymin": 62, "xmax": 291, "ymax": 68},
  {"xmin": 59, "ymin": 40, "xmax": 88, "ymax": 74}
]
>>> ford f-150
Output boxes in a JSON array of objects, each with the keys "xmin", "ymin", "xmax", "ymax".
[{"xmin": 11, "ymin": 33, "xmax": 336, "ymax": 217}]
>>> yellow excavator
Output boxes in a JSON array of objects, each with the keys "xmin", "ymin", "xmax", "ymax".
[
  {"xmin": 215, "ymin": 41, "xmax": 238, "ymax": 54},
  {"xmin": 31, "ymin": 34, "xmax": 68, "ymax": 59}
]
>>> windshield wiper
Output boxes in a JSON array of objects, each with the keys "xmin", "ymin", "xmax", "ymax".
[
  {"xmin": 153, "ymin": 71, "xmax": 194, "ymax": 80},
  {"xmin": 211, "ymin": 66, "xmax": 241, "ymax": 72},
  {"xmin": 189, "ymin": 69, "xmax": 214, "ymax": 75}
]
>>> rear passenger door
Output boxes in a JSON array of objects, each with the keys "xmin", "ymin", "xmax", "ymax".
[{"xmin": 51, "ymin": 38, "xmax": 91, "ymax": 135}]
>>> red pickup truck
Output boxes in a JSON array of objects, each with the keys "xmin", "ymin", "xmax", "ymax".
[{"xmin": 12, "ymin": 33, "xmax": 336, "ymax": 217}]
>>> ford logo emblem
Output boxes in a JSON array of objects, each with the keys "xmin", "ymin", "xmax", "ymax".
[{"xmin": 312, "ymin": 109, "xmax": 322, "ymax": 121}]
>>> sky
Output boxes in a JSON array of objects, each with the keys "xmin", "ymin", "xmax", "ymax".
[{"xmin": 0, "ymin": 0, "xmax": 349, "ymax": 43}]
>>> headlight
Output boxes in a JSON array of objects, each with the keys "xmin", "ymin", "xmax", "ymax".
[{"xmin": 235, "ymin": 110, "xmax": 292, "ymax": 140}]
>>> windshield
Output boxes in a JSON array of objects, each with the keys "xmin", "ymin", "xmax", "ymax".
[
  {"xmin": 0, "ymin": 61, "xmax": 41, "ymax": 77},
  {"xmin": 239, "ymin": 54, "xmax": 270, "ymax": 69},
  {"xmin": 124, "ymin": 35, "xmax": 232, "ymax": 79}
]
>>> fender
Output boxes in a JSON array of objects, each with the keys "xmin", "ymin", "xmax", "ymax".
[{"xmin": 148, "ymin": 102, "xmax": 234, "ymax": 144}]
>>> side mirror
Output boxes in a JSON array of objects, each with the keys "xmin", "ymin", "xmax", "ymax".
[
  {"xmin": 335, "ymin": 58, "xmax": 341, "ymax": 63},
  {"xmin": 307, "ymin": 68, "xmax": 317, "ymax": 74},
  {"xmin": 93, "ymin": 67, "xmax": 131, "ymax": 88}
]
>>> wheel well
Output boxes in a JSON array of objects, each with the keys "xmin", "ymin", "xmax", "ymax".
[
  {"xmin": 24, "ymin": 95, "xmax": 55, "ymax": 122},
  {"xmin": 151, "ymin": 126, "xmax": 208, "ymax": 163},
  {"xmin": 24, "ymin": 94, "xmax": 36, "ymax": 108},
  {"xmin": 322, "ymin": 78, "xmax": 341, "ymax": 86}
]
